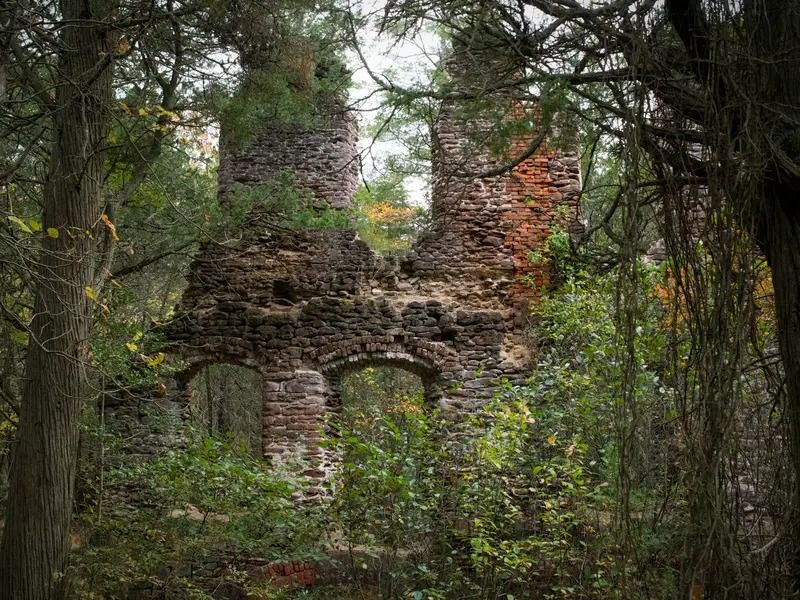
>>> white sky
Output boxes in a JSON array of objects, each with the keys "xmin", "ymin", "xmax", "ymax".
[{"xmin": 344, "ymin": 1, "xmax": 441, "ymax": 205}]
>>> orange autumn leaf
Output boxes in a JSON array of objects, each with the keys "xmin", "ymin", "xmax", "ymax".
[
  {"xmin": 364, "ymin": 202, "xmax": 414, "ymax": 225},
  {"xmin": 101, "ymin": 214, "xmax": 120, "ymax": 240}
]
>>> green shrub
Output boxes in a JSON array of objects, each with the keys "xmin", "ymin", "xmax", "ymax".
[{"xmin": 68, "ymin": 436, "xmax": 324, "ymax": 599}]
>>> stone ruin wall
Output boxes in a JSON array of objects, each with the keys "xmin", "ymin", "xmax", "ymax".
[
  {"xmin": 166, "ymin": 101, "xmax": 582, "ymax": 478},
  {"xmin": 419, "ymin": 103, "xmax": 582, "ymax": 316},
  {"xmin": 217, "ymin": 112, "xmax": 359, "ymax": 210}
]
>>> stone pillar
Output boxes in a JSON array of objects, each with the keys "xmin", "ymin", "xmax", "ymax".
[
  {"xmin": 217, "ymin": 112, "xmax": 359, "ymax": 211},
  {"xmin": 262, "ymin": 369, "xmax": 334, "ymax": 482},
  {"xmin": 434, "ymin": 370, "xmax": 493, "ymax": 415}
]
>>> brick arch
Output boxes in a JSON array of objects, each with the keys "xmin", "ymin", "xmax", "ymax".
[
  {"xmin": 176, "ymin": 355, "xmax": 263, "ymax": 387},
  {"xmin": 318, "ymin": 349, "xmax": 439, "ymax": 381},
  {"xmin": 313, "ymin": 337, "xmax": 451, "ymax": 378},
  {"xmin": 317, "ymin": 349, "xmax": 444, "ymax": 411}
]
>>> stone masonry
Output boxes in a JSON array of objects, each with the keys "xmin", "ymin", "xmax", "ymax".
[{"xmin": 167, "ymin": 81, "xmax": 582, "ymax": 477}]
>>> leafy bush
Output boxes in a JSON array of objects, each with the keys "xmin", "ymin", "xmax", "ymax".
[
  {"xmin": 321, "ymin": 268, "xmax": 683, "ymax": 600},
  {"xmin": 325, "ymin": 388, "xmax": 617, "ymax": 599},
  {"xmin": 68, "ymin": 436, "xmax": 324, "ymax": 599},
  {"xmin": 237, "ymin": 173, "xmax": 354, "ymax": 232},
  {"xmin": 352, "ymin": 174, "xmax": 428, "ymax": 254}
]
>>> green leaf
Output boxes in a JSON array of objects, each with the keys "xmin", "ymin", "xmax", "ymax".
[
  {"xmin": 10, "ymin": 329, "xmax": 28, "ymax": 345},
  {"xmin": 7, "ymin": 215, "xmax": 32, "ymax": 234}
]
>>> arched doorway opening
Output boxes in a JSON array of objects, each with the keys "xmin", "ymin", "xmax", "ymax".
[
  {"xmin": 324, "ymin": 363, "xmax": 444, "ymax": 594},
  {"xmin": 186, "ymin": 363, "xmax": 263, "ymax": 458},
  {"xmin": 318, "ymin": 348, "xmax": 444, "ymax": 410},
  {"xmin": 318, "ymin": 351, "xmax": 445, "ymax": 480},
  {"xmin": 338, "ymin": 365, "xmax": 428, "ymax": 439}
]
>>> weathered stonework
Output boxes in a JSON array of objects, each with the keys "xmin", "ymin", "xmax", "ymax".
[
  {"xmin": 167, "ymin": 97, "xmax": 581, "ymax": 474},
  {"xmin": 218, "ymin": 112, "xmax": 359, "ymax": 210}
]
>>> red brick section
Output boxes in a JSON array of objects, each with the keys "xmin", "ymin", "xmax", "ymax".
[
  {"xmin": 505, "ymin": 152, "xmax": 557, "ymax": 312},
  {"xmin": 505, "ymin": 147, "xmax": 555, "ymax": 309},
  {"xmin": 248, "ymin": 560, "xmax": 316, "ymax": 594},
  {"xmin": 502, "ymin": 106, "xmax": 582, "ymax": 315}
]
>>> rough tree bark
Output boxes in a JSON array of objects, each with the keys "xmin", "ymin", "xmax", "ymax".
[
  {"xmin": 665, "ymin": 0, "xmax": 800, "ymax": 590},
  {"xmin": 760, "ymin": 187, "xmax": 800, "ymax": 591},
  {"xmin": 742, "ymin": 3, "xmax": 800, "ymax": 590},
  {"xmin": 0, "ymin": 1, "xmax": 113, "ymax": 598}
]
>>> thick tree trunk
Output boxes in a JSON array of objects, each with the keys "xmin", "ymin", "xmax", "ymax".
[
  {"xmin": 667, "ymin": 0, "xmax": 800, "ymax": 589},
  {"xmin": 761, "ymin": 187, "xmax": 800, "ymax": 594},
  {"xmin": 0, "ymin": 2, "xmax": 112, "ymax": 598},
  {"xmin": 753, "ymin": 3, "xmax": 800, "ymax": 590}
]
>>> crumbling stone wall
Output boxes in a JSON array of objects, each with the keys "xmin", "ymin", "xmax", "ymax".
[
  {"xmin": 218, "ymin": 113, "xmax": 359, "ymax": 210},
  {"xmin": 417, "ymin": 102, "xmax": 581, "ymax": 318},
  {"xmin": 167, "ymin": 99, "xmax": 581, "ymax": 476}
]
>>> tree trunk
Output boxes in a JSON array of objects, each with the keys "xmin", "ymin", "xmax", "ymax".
[
  {"xmin": 0, "ymin": 2, "xmax": 113, "ymax": 598},
  {"xmin": 753, "ymin": 3, "xmax": 800, "ymax": 590},
  {"xmin": 761, "ymin": 186, "xmax": 800, "ymax": 594}
]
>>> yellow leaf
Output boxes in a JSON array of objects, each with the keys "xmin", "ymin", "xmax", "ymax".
[
  {"xmin": 546, "ymin": 434, "xmax": 557, "ymax": 447},
  {"xmin": 85, "ymin": 286, "xmax": 97, "ymax": 301},
  {"xmin": 47, "ymin": 227, "xmax": 59, "ymax": 238},
  {"xmin": 147, "ymin": 352, "xmax": 165, "ymax": 367},
  {"xmin": 125, "ymin": 342, "xmax": 138, "ymax": 352},
  {"xmin": 114, "ymin": 37, "xmax": 130, "ymax": 55},
  {"xmin": 154, "ymin": 105, "xmax": 178, "ymax": 119},
  {"xmin": 100, "ymin": 214, "xmax": 120, "ymax": 240},
  {"xmin": 28, "ymin": 219, "xmax": 41, "ymax": 232},
  {"xmin": 138, "ymin": 107, "xmax": 148, "ymax": 116}
]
